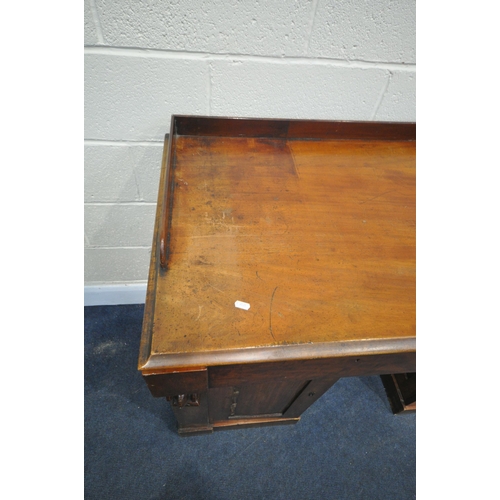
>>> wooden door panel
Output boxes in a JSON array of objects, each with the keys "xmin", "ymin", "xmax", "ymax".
[
  {"xmin": 233, "ymin": 380, "xmax": 308, "ymax": 417},
  {"xmin": 208, "ymin": 386, "xmax": 234, "ymax": 423},
  {"xmin": 208, "ymin": 379, "xmax": 309, "ymax": 422}
]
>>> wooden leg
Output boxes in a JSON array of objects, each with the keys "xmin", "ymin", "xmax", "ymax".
[
  {"xmin": 283, "ymin": 376, "xmax": 340, "ymax": 418},
  {"xmin": 380, "ymin": 373, "xmax": 416, "ymax": 414},
  {"xmin": 142, "ymin": 370, "xmax": 213, "ymax": 435},
  {"xmin": 167, "ymin": 391, "xmax": 213, "ymax": 435}
]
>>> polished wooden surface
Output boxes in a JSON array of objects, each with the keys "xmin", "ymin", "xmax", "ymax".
[
  {"xmin": 140, "ymin": 120, "xmax": 415, "ymax": 371},
  {"xmin": 138, "ymin": 117, "xmax": 416, "ymax": 434}
]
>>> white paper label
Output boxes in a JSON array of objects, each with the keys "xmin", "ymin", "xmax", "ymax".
[{"xmin": 234, "ymin": 300, "xmax": 250, "ymax": 310}]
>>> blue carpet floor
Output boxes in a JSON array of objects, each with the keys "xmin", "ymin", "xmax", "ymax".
[{"xmin": 84, "ymin": 304, "xmax": 415, "ymax": 500}]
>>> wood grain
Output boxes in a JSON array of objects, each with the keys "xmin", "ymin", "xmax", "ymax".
[
  {"xmin": 207, "ymin": 352, "xmax": 416, "ymax": 387},
  {"xmin": 143, "ymin": 131, "xmax": 415, "ymax": 367},
  {"xmin": 173, "ymin": 115, "xmax": 415, "ymax": 141}
]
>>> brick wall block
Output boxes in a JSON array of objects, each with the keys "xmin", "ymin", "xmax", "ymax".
[
  {"xmin": 375, "ymin": 72, "xmax": 416, "ymax": 122},
  {"xmin": 85, "ymin": 145, "xmax": 163, "ymax": 203},
  {"xmin": 85, "ymin": 54, "xmax": 208, "ymax": 141},
  {"xmin": 84, "ymin": 0, "xmax": 98, "ymax": 45},
  {"xmin": 210, "ymin": 60, "xmax": 388, "ymax": 121},
  {"xmin": 95, "ymin": 0, "xmax": 313, "ymax": 57},
  {"xmin": 85, "ymin": 247, "xmax": 151, "ymax": 283},
  {"xmin": 308, "ymin": 0, "xmax": 416, "ymax": 64},
  {"xmin": 85, "ymin": 204, "xmax": 157, "ymax": 247}
]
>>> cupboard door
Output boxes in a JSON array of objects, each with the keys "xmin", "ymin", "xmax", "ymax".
[{"xmin": 209, "ymin": 379, "xmax": 309, "ymax": 422}]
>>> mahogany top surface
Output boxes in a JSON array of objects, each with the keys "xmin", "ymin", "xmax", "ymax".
[{"xmin": 140, "ymin": 117, "xmax": 415, "ymax": 371}]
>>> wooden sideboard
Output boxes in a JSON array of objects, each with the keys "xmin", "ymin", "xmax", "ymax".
[{"xmin": 138, "ymin": 116, "xmax": 416, "ymax": 435}]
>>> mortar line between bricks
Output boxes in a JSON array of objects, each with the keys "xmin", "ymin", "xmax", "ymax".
[
  {"xmin": 84, "ymin": 46, "xmax": 416, "ymax": 72},
  {"xmin": 84, "ymin": 139, "xmax": 164, "ymax": 146},
  {"xmin": 84, "ymin": 280, "xmax": 147, "ymax": 285},
  {"xmin": 89, "ymin": 0, "xmax": 105, "ymax": 44},
  {"xmin": 85, "ymin": 246, "xmax": 152, "ymax": 250},
  {"xmin": 84, "ymin": 202, "xmax": 156, "ymax": 206}
]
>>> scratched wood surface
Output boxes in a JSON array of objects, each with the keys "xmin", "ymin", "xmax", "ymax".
[{"xmin": 148, "ymin": 134, "xmax": 415, "ymax": 361}]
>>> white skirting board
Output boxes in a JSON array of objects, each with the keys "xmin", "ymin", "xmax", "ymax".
[{"xmin": 84, "ymin": 283, "xmax": 147, "ymax": 306}]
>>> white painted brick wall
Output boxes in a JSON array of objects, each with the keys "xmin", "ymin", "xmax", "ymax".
[
  {"xmin": 210, "ymin": 60, "xmax": 388, "ymax": 120},
  {"xmin": 84, "ymin": 0, "xmax": 416, "ymax": 288},
  {"xmin": 84, "ymin": 144, "xmax": 163, "ymax": 202},
  {"xmin": 95, "ymin": 0, "xmax": 314, "ymax": 57},
  {"xmin": 308, "ymin": 0, "xmax": 416, "ymax": 63},
  {"xmin": 85, "ymin": 248, "xmax": 152, "ymax": 283},
  {"xmin": 85, "ymin": 54, "xmax": 208, "ymax": 141},
  {"xmin": 85, "ymin": 204, "xmax": 157, "ymax": 247},
  {"xmin": 373, "ymin": 72, "xmax": 416, "ymax": 122},
  {"xmin": 84, "ymin": 0, "xmax": 98, "ymax": 45}
]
